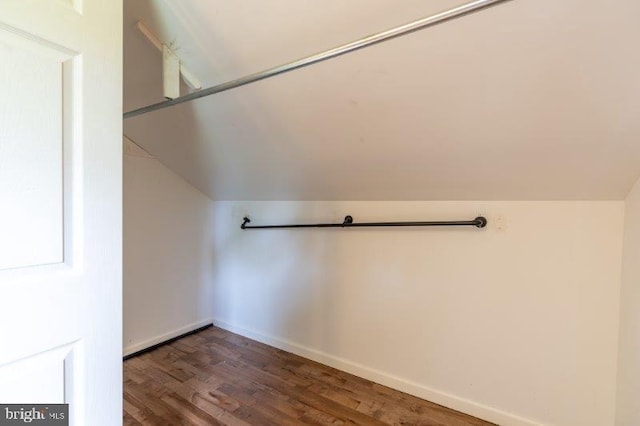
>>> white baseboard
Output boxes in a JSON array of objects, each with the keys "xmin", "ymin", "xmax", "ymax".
[
  {"xmin": 124, "ymin": 318, "xmax": 213, "ymax": 357},
  {"xmin": 212, "ymin": 318, "xmax": 540, "ymax": 426}
]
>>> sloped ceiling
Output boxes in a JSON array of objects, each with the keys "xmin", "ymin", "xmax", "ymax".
[{"xmin": 124, "ymin": 0, "xmax": 640, "ymax": 200}]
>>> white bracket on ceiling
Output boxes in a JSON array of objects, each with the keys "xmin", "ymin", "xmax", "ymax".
[{"xmin": 135, "ymin": 20, "xmax": 202, "ymax": 99}]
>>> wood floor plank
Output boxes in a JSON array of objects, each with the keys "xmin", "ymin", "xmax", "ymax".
[
  {"xmin": 160, "ymin": 392, "xmax": 224, "ymax": 426},
  {"xmin": 124, "ymin": 326, "xmax": 495, "ymax": 426},
  {"xmin": 211, "ymin": 360, "xmax": 386, "ymax": 425}
]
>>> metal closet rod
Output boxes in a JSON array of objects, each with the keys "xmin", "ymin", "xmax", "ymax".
[
  {"xmin": 241, "ymin": 215, "xmax": 488, "ymax": 230},
  {"xmin": 124, "ymin": 0, "xmax": 512, "ymax": 119}
]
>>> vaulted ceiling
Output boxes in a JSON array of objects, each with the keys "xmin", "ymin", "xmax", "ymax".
[{"xmin": 124, "ymin": 0, "xmax": 640, "ymax": 200}]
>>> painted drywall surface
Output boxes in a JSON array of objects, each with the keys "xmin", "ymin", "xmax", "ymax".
[
  {"xmin": 123, "ymin": 142, "xmax": 213, "ymax": 354},
  {"xmin": 211, "ymin": 201, "xmax": 623, "ymax": 425},
  {"xmin": 124, "ymin": 0, "xmax": 640, "ymax": 201},
  {"xmin": 615, "ymin": 177, "xmax": 640, "ymax": 425}
]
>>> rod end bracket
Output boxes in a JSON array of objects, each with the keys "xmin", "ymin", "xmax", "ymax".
[
  {"xmin": 474, "ymin": 216, "xmax": 487, "ymax": 228},
  {"xmin": 241, "ymin": 216, "xmax": 251, "ymax": 229}
]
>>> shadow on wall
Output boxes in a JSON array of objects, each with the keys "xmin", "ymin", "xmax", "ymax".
[
  {"xmin": 122, "ymin": 147, "xmax": 216, "ymax": 350},
  {"xmin": 123, "ymin": 0, "xmax": 317, "ymax": 201},
  {"xmin": 210, "ymin": 204, "xmax": 343, "ymax": 352}
]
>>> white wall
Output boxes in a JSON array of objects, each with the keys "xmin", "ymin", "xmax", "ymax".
[
  {"xmin": 123, "ymin": 138, "xmax": 214, "ymax": 355},
  {"xmin": 616, "ymin": 177, "xmax": 640, "ymax": 425},
  {"xmin": 211, "ymin": 201, "xmax": 624, "ymax": 426}
]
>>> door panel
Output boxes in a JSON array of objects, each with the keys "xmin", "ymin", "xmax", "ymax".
[
  {"xmin": 0, "ymin": 26, "xmax": 69, "ymax": 270},
  {"xmin": 0, "ymin": 344, "xmax": 75, "ymax": 404},
  {"xmin": 0, "ymin": 1, "xmax": 122, "ymax": 425}
]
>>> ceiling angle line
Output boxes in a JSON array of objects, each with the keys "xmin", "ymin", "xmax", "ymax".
[{"xmin": 124, "ymin": 0, "xmax": 513, "ymax": 119}]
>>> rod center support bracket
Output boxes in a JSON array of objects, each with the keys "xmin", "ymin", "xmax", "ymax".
[{"xmin": 342, "ymin": 215, "xmax": 354, "ymax": 227}]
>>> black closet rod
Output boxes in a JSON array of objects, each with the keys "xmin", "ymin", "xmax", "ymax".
[{"xmin": 241, "ymin": 215, "xmax": 487, "ymax": 230}]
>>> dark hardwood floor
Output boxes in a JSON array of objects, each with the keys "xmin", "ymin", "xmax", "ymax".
[{"xmin": 123, "ymin": 326, "xmax": 493, "ymax": 425}]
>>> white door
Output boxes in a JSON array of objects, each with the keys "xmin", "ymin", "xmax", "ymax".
[{"xmin": 0, "ymin": 1, "xmax": 122, "ymax": 425}]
